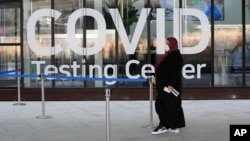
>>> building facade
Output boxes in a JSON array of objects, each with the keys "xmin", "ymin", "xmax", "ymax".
[{"xmin": 0, "ymin": 0, "xmax": 250, "ymax": 100}]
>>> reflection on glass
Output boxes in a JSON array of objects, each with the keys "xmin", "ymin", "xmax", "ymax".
[
  {"xmin": 0, "ymin": 46, "xmax": 20, "ymax": 87},
  {"xmin": 23, "ymin": 0, "xmax": 52, "ymax": 88},
  {"xmin": 246, "ymin": 26, "xmax": 250, "ymax": 86},
  {"xmin": 246, "ymin": 3, "xmax": 250, "ymax": 86},
  {"xmin": 0, "ymin": 7, "xmax": 20, "ymax": 43},
  {"xmin": 19, "ymin": 0, "xmax": 159, "ymax": 88},
  {"xmin": 214, "ymin": 26, "xmax": 244, "ymax": 87},
  {"xmin": 150, "ymin": 0, "xmax": 175, "ymax": 20},
  {"xmin": 213, "ymin": 0, "xmax": 243, "ymax": 87},
  {"xmin": 181, "ymin": 22, "xmax": 211, "ymax": 87}
]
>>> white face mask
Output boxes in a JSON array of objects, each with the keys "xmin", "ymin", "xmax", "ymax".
[{"xmin": 165, "ymin": 44, "xmax": 170, "ymax": 51}]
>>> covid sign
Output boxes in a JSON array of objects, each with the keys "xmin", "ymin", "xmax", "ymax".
[{"xmin": 26, "ymin": 8, "xmax": 210, "ymax": 84}]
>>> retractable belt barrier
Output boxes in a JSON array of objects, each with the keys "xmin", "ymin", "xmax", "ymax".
[
  {"xmin": 0, "ymin": 74, "xmax": 147, "ymax": 82},
  {"xmin": 0, "ymin": 69, "xmax": 154, "ymax": 141}
]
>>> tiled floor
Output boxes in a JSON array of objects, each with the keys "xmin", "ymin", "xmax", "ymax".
[{"xmin": 1, "ymin": 100, "xmax": 250, "ymax": 141}]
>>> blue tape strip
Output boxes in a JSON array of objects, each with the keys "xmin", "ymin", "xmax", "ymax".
[
  {"xmin": 0, "ymin": 69, "xmax": 20, "ymax": 74},
  {"xmin": 0, "ymin": 73, "xmax": 147, "ymax": 82}
]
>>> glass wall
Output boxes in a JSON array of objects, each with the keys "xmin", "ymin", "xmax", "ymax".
[{"xmin": 1, "ymin": 0, "xmax": 250, "ymax": 89}]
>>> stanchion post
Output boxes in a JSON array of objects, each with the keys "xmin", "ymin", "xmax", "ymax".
[
  {"xmin": 105, "ymin": 88, "xmax": 111, "ymax": 141},
  {"xmin": 13, "ymin": 76, "xmax": 26, "ymax": 106},
  {"xmin": 36, "ymin": 73, "xmax": 52, "ymax": 119},
  {"xmin": 149, "ymin": 76, "xmax": 154, "ymax": 128},
  {"xmin": 143, "ymin": 76, "xmax": 155, "ymax": 128}
]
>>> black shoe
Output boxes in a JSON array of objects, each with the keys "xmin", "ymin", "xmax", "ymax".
[{"xmin": 151, "ymin": 126, "xmax": 167, "ymax": 135}]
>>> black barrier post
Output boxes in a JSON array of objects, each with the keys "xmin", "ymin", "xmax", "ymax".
[
  {"xmin": 36, "ymin": 73, "xmax": 52, "ymax": 119},
  {"xmin": 13, "ymin": 76, "xmax": 26, "ymax": 106},
  {"xmin": 105, "ymin": 88, "xmax": 111, "ymax": 141}
]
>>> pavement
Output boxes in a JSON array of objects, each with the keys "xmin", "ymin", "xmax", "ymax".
[{"xmin": 1, "ymin": 100, "xmax": 250, "ymax": 141}]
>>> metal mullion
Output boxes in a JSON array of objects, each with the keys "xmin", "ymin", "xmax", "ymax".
[
  {"xmin": 83, "ymin": 0, "xmax": 87, "ymax": 88},
  {"xmin": 211, "ymin": 0, "xmax": 215, "ymax": 87},
  {"xmin": 115, "ymin": 0, "xmax": 119, "ymax": 88},
  {"xmin": 242, "ymin": 0, "xmax": 246, "ymax": 87},
  {"xmin": 51, "ymin": 0, "xmax": 55, "ymax": 87},
  {"xmin": 0, "ymin": 43, "xmax": 20, "ymax": 46}
]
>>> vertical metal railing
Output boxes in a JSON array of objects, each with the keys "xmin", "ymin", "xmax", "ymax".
[
  {"xmin": 36, "ymin": 73, "xmax": 52, "ymax": 119},
  {"xmin": 143, "ymin": 76, "xmax": 155, "ymax": 128},
  {"xmin": 105, "ymin": 88, "xmax": 111, "ymax": 141},
  {"xmin": 149, "ymin": 76, "xmax": 154, "ymax": 128},
  {"xmin": 13, "ymin": 75, "xmax": 26, "ymax": 106}
]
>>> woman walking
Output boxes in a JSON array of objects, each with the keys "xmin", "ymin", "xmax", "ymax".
[{"xmin": 151, "ymin": 37, "xmax": 185, "ymax": 135}]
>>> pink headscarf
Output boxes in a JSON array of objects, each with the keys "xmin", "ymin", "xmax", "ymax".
[
  {"xmin": 166, "ymin": 37, "xmax": 178, "ymax": 53},
  {"xmin": 155, "ymin": 37, "xmax": 179, "ymax": 68}
]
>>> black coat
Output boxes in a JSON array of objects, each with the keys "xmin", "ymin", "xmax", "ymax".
[
  {"xmin": 155, "ymin": 50, "xmax": 183, "ymax": 93},
  {"xmin": 154, "ymin": 50, "xmax": 185, "ymax": 129}
]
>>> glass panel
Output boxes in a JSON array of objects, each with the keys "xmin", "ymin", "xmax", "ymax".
[
  {"xmin": 85, "ymin": 0, "xmax": 102, "ymax": 88},
  {"xmin": 214, "ymin": 0, "xmax": 242, "ymax": 87},
  {"xmin": 0, "ymin": 1, "xmax": 20, "ymax": 87},
  {"xmin": 245, "ymin": 1, "xmax": 250, "ymax": 86},
  {"xmin": 23, "ymin": 0, "xmax": 52, "ymax": 88},
  {"xmin": 0, "ymin": 46, "xmax": 20, "ymax": 87},
  {"xmin": 116, "ymin": 0, "xmax": 149, "ymax": 88},
  {"xmin": 182, "ymin": 0, "xmax": 212, "ymax": 87},
  {"xmin": 54, "ymin": 0, "xmax": 84, "ymax": 88},
  {"xmin": 0, "ymin": 2, "xmax": 20, "ymax": 43}
]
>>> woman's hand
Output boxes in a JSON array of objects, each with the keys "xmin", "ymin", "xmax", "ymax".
[
  {"xmin": 150, "ymin": 76, "xmax": 156, "ymax": 85},
  {"xmin": 167, "ymin": 85, "xmax": 174, "ymax": 92}
]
